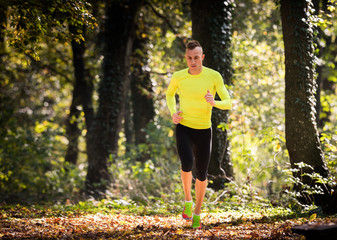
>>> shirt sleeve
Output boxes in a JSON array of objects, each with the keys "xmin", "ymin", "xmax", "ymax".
[
  {"xmin": 214, "ymin": 74, "xmax": 232, "ymax": 110},
  {"xmin": 166, "ymin": 74, "xmax": 178, "ymax": 116}
]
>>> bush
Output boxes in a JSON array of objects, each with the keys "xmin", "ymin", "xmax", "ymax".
[{"xmin": 0, "ymin": 119, "xmax": 83, "ymax": 203}]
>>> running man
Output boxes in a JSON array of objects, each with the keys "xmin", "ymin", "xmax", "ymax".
[{"xmin": 166, "ymin": 40, "xmax": 232, "ymax": 229}]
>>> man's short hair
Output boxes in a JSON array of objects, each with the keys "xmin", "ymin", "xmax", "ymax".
[{"xmin": 186, "ymin": 40, "xmax": 202, "ymax": 50}]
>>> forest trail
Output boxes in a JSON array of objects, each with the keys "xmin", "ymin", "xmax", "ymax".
[{"xmin": 0, "ymin": 208, "xmax": 312, "ymax": 239}]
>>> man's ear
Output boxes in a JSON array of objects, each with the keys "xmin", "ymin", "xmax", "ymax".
[{"xmin": 202, "ymin": 54, "xmax": 205, "ymax": 60}]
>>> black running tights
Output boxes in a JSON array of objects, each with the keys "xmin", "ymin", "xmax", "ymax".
[{"xmin": 175, "ymin": 124, "xmax": 212, "ymax": 181}]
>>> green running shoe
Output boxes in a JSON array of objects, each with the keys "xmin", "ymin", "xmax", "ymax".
[
  {"xmin": 192, "ymin": 214, "xmax": 201, "ymax": 229},
  {"xmin": 182, "ymin": 201, "xmax": 193, "ymax": 220}
]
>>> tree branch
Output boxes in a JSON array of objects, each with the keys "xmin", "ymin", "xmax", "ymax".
[
  {"xmin": 145, "ymin": 1, "xmax": 186, "ymax": 50},
  {"xmin": 26, "ymin": 54, "xmax": 73, "ymax": 84}
]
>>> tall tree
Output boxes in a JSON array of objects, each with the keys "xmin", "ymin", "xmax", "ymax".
[
  {"xmin": 64, "ymin": 25, "xmax": 86, "ymax": 165},
  {"xmin": 281, "ymin": 0, "xmax": 336, "ymax": 212},
  {"xmin": 131, "ymin": 33, "xmax": 154, "ymax": 147},
  {"xmin": 65, "ymin": 24, "xmax": 95, "ymax": 165},
  {"xmin": 85, "ymin": 0, "xmax": 142, "ymax": 197},
  {"xmin": 64, "ymin": 0, "xmax": 100, "ymax": 166},
  {"xmin": 191, "ymin": 0, "xmax": 235, "ymax": 190},
  {"xmin": 127, "ymin": 6, "xmax": 155, "ymax": 161}
]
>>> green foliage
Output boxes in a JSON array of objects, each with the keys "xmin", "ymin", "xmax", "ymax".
[
  {"xmin": 315, "ymin": 0, "xmax": 337, "ymax": 131},
  {"xmin": 320, "ymin": 132, "xmax": 337, "ymax": 176},
  {"xmin": 0, "ymin": 34, "xmax": 82, "ymax": 202},
  {"xmin": 0, "ymin": 117, "xmax": 84, "ymax": 202},
  {"xmin": 282, "ymin": 162, "xmax": 336, "ymax": 210},
  {"xmin": 4, "ymin": 0, "xmax": 96, "ymax": 59},
  {"xmin": 230, "ymin": 0, "xmax": 288, "ymax": 201},
  {"xmin": 110, "ymin": 116, "xmax": 183, "ymax": 207}
]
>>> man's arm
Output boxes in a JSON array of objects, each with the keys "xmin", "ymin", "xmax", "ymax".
[
  {"xmin": 213, "ymin": 76, "xmax": 232, "ymax": 110},
  {"xmin": 166, "ymin": 76, "xmax": 184, "ymax": 124},
  {"xmin": 166, "ymin": 78, "xmax": 178, "ymax": 116}
]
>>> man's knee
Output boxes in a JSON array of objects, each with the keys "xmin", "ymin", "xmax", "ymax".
[
  {"xmin": 181, "ymin": 165, "xmax": 193, "ymax": 173},
  {"xmin": 195, "ymin": 171, "xmax": 207, "ymax": 181}
]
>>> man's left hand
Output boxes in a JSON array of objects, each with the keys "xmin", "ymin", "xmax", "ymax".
[{"xmin": 204, "ymin": 90, "xmax": 215, "ymax": 106}]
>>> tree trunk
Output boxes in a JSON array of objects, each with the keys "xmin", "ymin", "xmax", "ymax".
[
  {"xmin": 124, "ymin": 90, "xmax": 134, "ymax": 152},
  {"xmin": 85, "ymin": 0, "xmax": 141, "ymax": 197},
  {"xmin": 281, "ymin": 0, "xmax": 335, "ymax": 212},
  {"xmin": 65, "ymin": 25, "xmax": 84, "ymax": 165},
  {"xmin": 65, "ymin": 24, "xmax": 95, "ymax": 165},
  {"xmin": 64, "ymin": 80, "xmax": 81, "ymax": 165},
  {"xmin": 131, "ymin": 39, "xmax": 154, "ymax": 146},
  {"xmin": 191, "ymin": 0, "xmax": 235, "ymax": 190},
  {"xmin": 129, "ymin": 20, "xmax": 155, "ymax": 162}
]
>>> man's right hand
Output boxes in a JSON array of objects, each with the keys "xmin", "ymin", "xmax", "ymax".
[{"xmin": 172, "ymin": 111, "xmax": 183, "ymax": 124}]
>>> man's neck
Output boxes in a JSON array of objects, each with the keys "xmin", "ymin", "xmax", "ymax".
[{"xmin": 188, "ymin": 66, "xmax": 203, "ymax": 75}]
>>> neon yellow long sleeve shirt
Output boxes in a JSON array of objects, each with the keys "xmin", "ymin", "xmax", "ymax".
[{"xmin": 166, "ymin": 67, "xmax": 232, "ymax": 129}]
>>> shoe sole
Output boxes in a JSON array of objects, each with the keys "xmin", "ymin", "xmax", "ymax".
[{"xmin": 182, "ymin": 214, "xmax": 192, "ymax": 220}]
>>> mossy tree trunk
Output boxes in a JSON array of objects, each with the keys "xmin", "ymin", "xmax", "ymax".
[
  {"xmin": 85, "ymin": 0, "xmax": 142, "ymax": 197},
  {"xmin": 191, "ymin": 0, "xmax": 235, "ymax": 190},
  {"xmin": 281, "ymin": 0, "xmax": 336, "ymax": 213}
]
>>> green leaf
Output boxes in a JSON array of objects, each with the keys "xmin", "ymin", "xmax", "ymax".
[{"xmin": 309, "ymin": 213, "xmax": 317, "ymax": 221}]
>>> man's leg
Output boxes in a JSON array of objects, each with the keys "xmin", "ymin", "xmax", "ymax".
[
  {"xmin": 191, "ymin": 127, "xmax": 212, "ymax": 228},
  {"xmin": 176, "ymin": 125, "xmax": 193, "ymax": 201},
  {"xmin": 194, "ymin": 178, "xmax": 207, "ymax": 215},
  {"xmin": 181, "ymin": 170, "xmax": 193, "ymax": 201},
  {"xmin": 176, "ymin": 124, "xmax": 194, "ymax": 220},
  {"xmin": 181, "ymin": 170, "xmax": 193, "ymax": 219}
]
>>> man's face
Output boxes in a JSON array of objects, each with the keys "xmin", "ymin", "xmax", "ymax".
[{"xmin": 185, "ymin": 47, "xmax": 205, "ymax": 74}]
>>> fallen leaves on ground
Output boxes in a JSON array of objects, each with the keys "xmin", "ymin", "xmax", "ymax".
[{"xmin": 0, "ymin": 208, "xmax": 315, "ymax": 240}]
